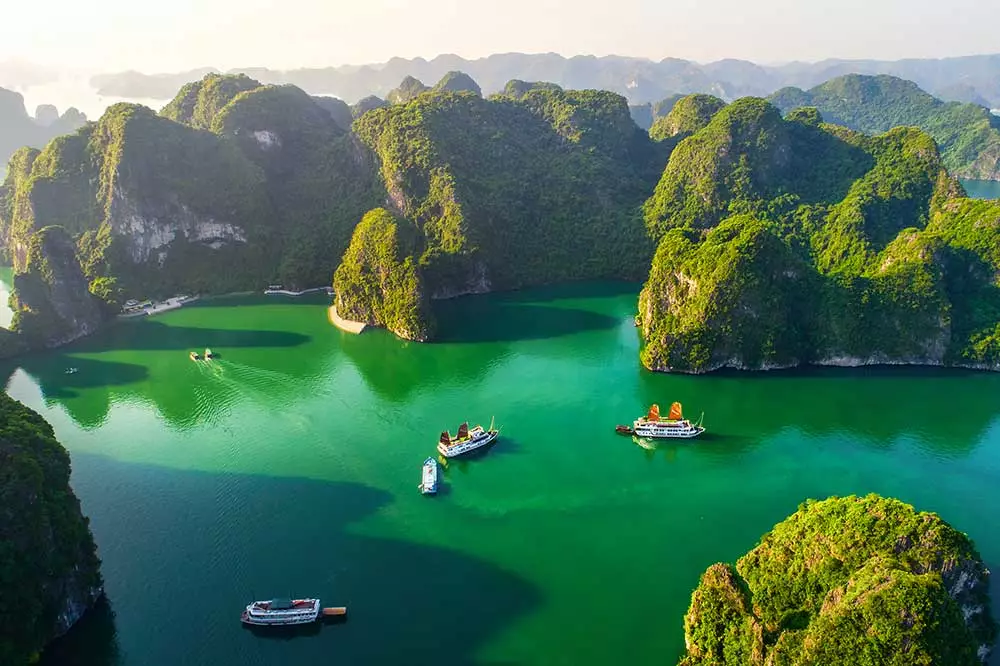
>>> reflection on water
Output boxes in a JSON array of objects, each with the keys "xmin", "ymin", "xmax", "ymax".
[{"xmin": 5, "ymin": 282, "xmax": 1000, "ymax": 666}]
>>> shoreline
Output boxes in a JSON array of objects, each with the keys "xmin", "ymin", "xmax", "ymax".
[{"xmin": 328, "ymin": 305, "xmax": 367, "ymax": 334}]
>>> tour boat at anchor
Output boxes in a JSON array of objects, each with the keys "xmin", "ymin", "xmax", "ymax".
[
  {"xmin": 240, "ymin": 598, "xmax": 321, "ymax": 626},
  {"xmin": 419, "ymin": 457, "xmax": 439, "ymax": 494},
  {"xmin": 436, "ymin": 418, "xmax": 500, "ymax": 458},
  {"xmin": 632, "ymin": 403, "xmax": 704, "ymax": 439}
]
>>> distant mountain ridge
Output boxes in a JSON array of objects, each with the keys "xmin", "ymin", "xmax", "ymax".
[
  {"xmin": 89, "ymin": 52, "xmax": 1000, "ymax": 108},
  {"xmin": 0, "ymin": 87, "xmax": 86, "ymax": 178}
]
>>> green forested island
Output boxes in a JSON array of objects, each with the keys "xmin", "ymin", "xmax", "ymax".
[
  {"xmin": 770, "ymin": 74, "xmax": 1000, "ymax": 181},
  {"xmin": 679, "ymin": 494, "xmax": 996, "ymax": 665},
  {"xmin": 0, "ymin": 393, "xmax": 103, "ymax": 663},
  {"xmin": 1, "ymin": 71, "xmax": 999, "ymax": 373}
]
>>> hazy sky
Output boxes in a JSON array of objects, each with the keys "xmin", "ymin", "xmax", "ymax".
[{"xmin": 3, "ymin": 0, "xmax": 999, "ymax": 73}]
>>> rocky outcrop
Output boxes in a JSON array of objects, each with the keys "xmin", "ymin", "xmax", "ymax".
[
  {"xmin": 0, "ymin": 393, "xmax": 103, "ymax": 664},
  {"xmin": 10, "ymin": 226, "xmax": 106, "ymax": 347},
  {"xmin": 333, "ymin": 208, "xmax": 434, "ymax": 340},
  {"xmin": 679, "ymin": 495, "xmax": 997, "ymax": 666}
]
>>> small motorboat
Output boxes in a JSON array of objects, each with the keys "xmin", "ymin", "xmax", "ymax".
[
  {"xmin": 190, "ymin": 351, "xmax": 202, "ymax": 361},
  {"xmin": 204, "ymin": 348, "xmax": 217, "ymax": 359},
  {"xmin": 64, "ymin": 367, "xmax": 79, "ymax": 375},
  {"xmin": 615, "ymin": 424, "xmax": 634, "ymax": 436},
  {"xmin": 419, "ymin": 457, "xmax": 438, "ymax": 495}
]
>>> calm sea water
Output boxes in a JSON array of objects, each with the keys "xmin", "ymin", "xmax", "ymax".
[
  {"xmin": 0, "ymin": 280, "xmax": 997, "ymax": 665},
  {"xmin": 962, "ymin": 179, "xmax": 1000, "ymax": 200}
]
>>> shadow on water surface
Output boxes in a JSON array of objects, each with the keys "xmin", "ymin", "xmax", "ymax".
[
  {"xmin": 72, "ymin": 320, "xmax": 310, "ymax": 354},
  {"xmin": 40, "ymin": 596, "xmax": 120, "ymax": 666},
  {"xmin": 54, "ymin": 454, "xmax": 541, "ymax": 666},
  {"xmin": 434, "ymin": 298, "xmax": 620, "ymax": 345}
]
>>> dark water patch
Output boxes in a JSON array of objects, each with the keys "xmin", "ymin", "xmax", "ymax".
[
  {"xmin": 72, "ymin": 321, "xmax": 310, "ymax": 354},
  {"xmin": 435, "ymin": 301, "xmax": 620, "ymax": 344},
  {"xmin": 340, "ymin": 328, "xmax": 511, "ymax": 402},
  {"xmin": 39, "ymin": 596, "xmax": 120, "ymax": 666},
  {"xmin": 61, "ymin": 454, "xmax": 541, "ymax": 666}
]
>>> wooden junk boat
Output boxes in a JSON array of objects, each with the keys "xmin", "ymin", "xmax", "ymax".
[
  {"xmin": 632, "ymin": 402, "xmax": 704, "ymax": 439},
  {"xmin": 436, "ymin": 418, "xmax": 500, "ymax": 458}
]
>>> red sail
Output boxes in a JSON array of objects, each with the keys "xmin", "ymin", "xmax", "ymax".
[
  {"xmin": 668, "ymin": 402, "xmax": 683, "ymax": 420},
  {"xmin": 647, "ymin": 404, "xmax": 660, "ymax": 421},
  {"xmin": 457, "ymin": 422, "xmax": 470, "ymax": 439},
  {"xmin": 439, "ymin": 431, "xmax": 451, "ymax": 445}
]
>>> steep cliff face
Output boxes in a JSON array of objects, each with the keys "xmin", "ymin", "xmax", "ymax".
[
  {"xmin": 344, "ymin": 83, "xmax": 663, "ymax": 338},
  {"xmin": 769, "ymin": 74, "xmax": 1000, "ymax": 181},
  {"xmin": 0, "ymin": 393, "xmax": 103, "ymax": 664},
  {"xmin": 0, "ymin": 73, "xmax": 382, "ymax": 322},
  {"xmin": 333, "ymin": 208, "xmax": 433, "ymax": 340},
  {"xmin": 639, "ymin": 98, "xmax": 1000, "ymax": 373},
  {"xmin": 10, "ymin": 226, "xmax": 106, "ymax": 347},
  {"xmin": 679, "ymin": 495, "xmax": 996, "ymax": 666}
]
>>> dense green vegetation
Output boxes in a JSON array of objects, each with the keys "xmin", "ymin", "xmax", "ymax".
[
  {"xmin": 0, "ymin": 393, "xmax": 102, "ymax": 664},
  {"xmin": 770, "ymin": 74, "xmax": 1000, "ymax": 180},
  {"xmin": 639, "ymin": 96, "xmax": 1000, "ymax": 372},
  {"xmin": 10, "ymin": 226, "xmax": 106, "ymax": 348},
  {"xmin": 333, "ymin": 208, "xmax": 433, "ymax": 340},
  {"xmin": 679, "ymin": 494, "xmax": 996, "ymax": 666},
  {"xmin": 432, "ymin": 71, "xmax": 482, "ymax": 96},
  {"xmin": 341, "ymin": 85, "xmax": 664, "ymax": 336},
  {"xmin": 387, "ymin": 76, "xmax": 429, "ymax": 104},
  {"xmin": 649, "ymin": 94, "xmax": 726, "ymax": 142},
  {"xmin": 0, "ymin": 73, "xmax": 383, "ymax": 347}
]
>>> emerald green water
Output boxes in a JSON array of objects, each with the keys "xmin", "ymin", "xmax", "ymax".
[{"xmin": 1, "ymin": 283, "xmax": 1000, "ymax": 665}]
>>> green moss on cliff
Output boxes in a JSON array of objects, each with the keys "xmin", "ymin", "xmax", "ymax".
[
  {"xmin": 649, "ymin": 94, "xmax": 726, "ymax": 142},
  {"xmin": 387, "ymin": 76, "xmax": 429, "ymax": 105},
  {"xmin": 353, "ymin": 87, "xmax": 659, "ymax": 316},
  {"xmin": 0, "ymin": 393, "xmax": 102, "ymax": 664},
  {"xmin": 160, "ymin": 73, "xmax": 260, "ymax": 130},
  {"xmin": 333, "ymin": 208, "xmax": 433, "ymax": 340},
  {"xmin": 639, "ymin": 98, "xmax": 1000, "ymax": 372},
  {"xmin": 770, "ymin": 74, "xmax": 1000, "ymax": 181},
  {"xmin": 679, "ymin": 495, "xmax": 996, "ymax": 666},
  {"xmin": 10, "ymin": 226, "xmax": 106, "ymax": 348},
  {"xmin": 432, "ymin": 71, "xmax": 482, "ymax": 97}
]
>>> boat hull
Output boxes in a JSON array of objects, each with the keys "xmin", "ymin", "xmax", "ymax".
[
  {"xmin": 437, "ymin": 430, "xmax": 499, "ymax": 458},
  {"xmin": 631, "ymin": 425, "xmax": 704, "ymax": 439},
  {"xmin": 240, "ymin": 599, "xmax": 321, "ymax": 626},
  {"xmin": 419, "ymin": 458, "xmax": 438, "ymax": 494}
]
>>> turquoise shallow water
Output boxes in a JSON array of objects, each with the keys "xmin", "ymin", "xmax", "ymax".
[
  {"xmin": 0, "ymin": 282, "xmax": 999, "ymax": 665},
  {"xmin": 962, "ymin": 178, "xmax": 1000, "ymax": 199}
]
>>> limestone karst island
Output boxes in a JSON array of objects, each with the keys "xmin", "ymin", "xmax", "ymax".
[{"xmin": 1, "ymin": 2, "xmax": 1000, "ymax": 664}]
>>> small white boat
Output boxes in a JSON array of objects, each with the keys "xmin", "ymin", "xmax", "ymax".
[
  {"xmin": 204, "ymin": 348, "xmax": 217, "ymax": 359},
  {"xmin": 64, "ymin": 367, "xmax": 78, "ymax": 375},
  {"xmin": 419, "ymin": 457, "xmax": 438, "ymax": 494},
  {"xmin": 632, "ymin": 403, "xmax": 704, "ymax": 439},
  {"xmin": 241, "ymin": 598, "xmax": 320, "ymax": 626},
  {"xmin": 436, "ymin": 418, "xmax": 500, "ymax": 458}
]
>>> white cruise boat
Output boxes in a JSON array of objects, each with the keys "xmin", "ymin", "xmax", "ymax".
[
  {"xmin": 241, "ymin": 598, "xmax": 320, "ymax": 626},
  {"xmin": 632, "ymin": 403, "xmax": 704, "ymax": 439},
  {"xmin": 436, "ymin": 418, "xmax": 500, "ymax": 458}
]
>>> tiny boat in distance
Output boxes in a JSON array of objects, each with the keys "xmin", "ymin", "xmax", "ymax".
[
  {"xmin": 190, "ymin": 351, "xmax": 202, "ymax": 361},
  {"xmin": 615, "ymin": 424, "xmax": 634, "ymax": 436},
  {"xmin": 633, "ymin": 403, "xmax": 704, "ymax": 439},
  {"xmin": 204, "ymin": 348, "xmax": 217, "ymax": 359},
  {"xmin": 241, "ymin": 598, "xmax": 321, "ymax": 626},
  {"xmin": 437, "ymin": 418, "xmax": 500, "ymax": 458},
  {"xmin": 419, "ymin": 457, "xmax": 439, "ymax": 494}
]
